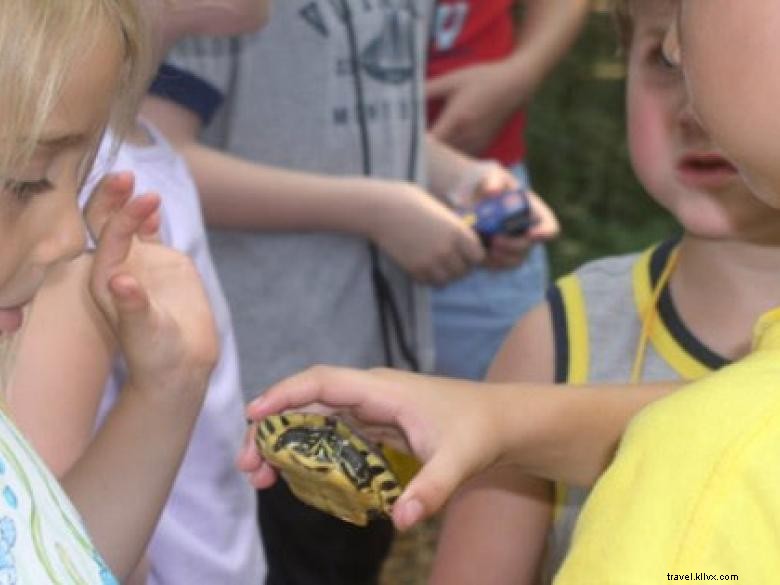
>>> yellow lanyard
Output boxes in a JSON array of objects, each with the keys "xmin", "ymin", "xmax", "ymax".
[{"xmin": 630, "ymin": 247, "xmax": 680, "ymax": 383}]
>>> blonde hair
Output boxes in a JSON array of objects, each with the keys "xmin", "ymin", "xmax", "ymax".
[
  {"xmin": 0, "ymin": 0, "xmax": 156, "ymax": 183},
  {"xmin": 0, "ymin": 0, "xmax": 157, "ymax": 392}
]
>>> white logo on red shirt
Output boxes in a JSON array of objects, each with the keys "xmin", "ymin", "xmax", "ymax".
[{"xmin": 431, "ymin": 2, "xmax": 470, "ymax": 52}]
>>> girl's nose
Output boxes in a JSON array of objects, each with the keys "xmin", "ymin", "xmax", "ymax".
[{"xmin": 34, "ymin": 203, "xmax": 87, "ymax": 268}]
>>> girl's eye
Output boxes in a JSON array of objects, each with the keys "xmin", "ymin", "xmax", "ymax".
[{"xmin": 3, "ymin": 178, "xmax": 53, "ymax": 202}]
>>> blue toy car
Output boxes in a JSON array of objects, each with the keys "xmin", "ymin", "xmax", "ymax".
[{"xmin": 462, "ymin": 189, "xmax": 535, "ymax": 246}]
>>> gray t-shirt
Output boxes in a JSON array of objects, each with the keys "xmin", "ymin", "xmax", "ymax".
[{"xmin": 166, "ymin": 0, "xmax": 435, "ymax": 400}]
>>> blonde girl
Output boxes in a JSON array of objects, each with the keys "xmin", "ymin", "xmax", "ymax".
[{"xmin": 0, "ymin": 1, "xmax": 217, "ymax": 582}]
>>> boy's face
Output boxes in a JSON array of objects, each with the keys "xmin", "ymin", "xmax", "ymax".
[
  {"xmin": 675, "ymin": 0, "xmax": 780, "ymax": 209},
  {"xmin": 160, "ymin": 0, "xmax": 270, "ymax": 44},
  {"xmin": 627, "ymin": 0, "xmax": 780, "ymax": 242},
  {"xmin": 0, "ymin": 27, "xmax": 121, "ymax": 333}
]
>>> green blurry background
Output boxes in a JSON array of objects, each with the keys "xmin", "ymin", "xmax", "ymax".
[{"xmin": 526, "ymin": 8, "xmax": 676, "ymax": 278}]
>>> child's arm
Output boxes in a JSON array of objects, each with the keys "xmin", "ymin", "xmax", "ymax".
[
  {"xmin": 241, "ymin": 367, "xmax": 677, "ymax": 531},
  {"xmin": 53, "ymin": 174, "xmax": 218, "ymax": 581},
  {"xmin": 141, "ymin": 97, "xmax": 485, "ymax": 285},
  {"xmin": 8, "ymin": 255, "xmax": 115, "ymax": 477},
  {"xmin": 9, "ymin": 217, "xmax": 151, "ymax": 585},
  {"xmin": 430, "ymin": 303, "xmax": 555, "ymax": 585},
  {"xmin": 428, "ymin": 0, "xmax": 589, "ymax": 156}
]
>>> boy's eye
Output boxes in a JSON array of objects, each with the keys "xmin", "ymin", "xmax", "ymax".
[
  {"xmin": 3, "ymin": 178, "xmax": 53, "ymax": 202},
  {"xmin": 649, "ymin": 46, "xmax": 677, "ymax": 71},
  {"xmin": 657, "ymin": 47, "xmax": 677, "ymax": 70}
]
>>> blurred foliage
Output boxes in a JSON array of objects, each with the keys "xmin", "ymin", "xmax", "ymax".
[{"xmin": 526, "ymin": 11, "xmax": 677, "ymax": 278}]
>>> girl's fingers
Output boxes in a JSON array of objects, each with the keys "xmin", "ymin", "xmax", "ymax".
[
  {"xmin": 138, "ymin": 208, "xmax": 163, "ymax": 244},
  {"xmin": 92, "ymin": 194, "xmax": 161, "ymax": 280},
  {"xmin": 84, "ymin": 172, "xmax": 135, "ymax": 239},
  {"xmin": 109, "ymin": 274, "xmax": 149, "ymax": 311},
  {"xmin": 108, "ymin": 273, "xmax": 153, "ymax": 338}
]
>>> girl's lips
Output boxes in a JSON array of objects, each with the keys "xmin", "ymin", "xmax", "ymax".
[
  {"xmin": 676, "ymin": 152, "xmax": 738, "ymax": 189},
  {"xmin": 0, "ymin": 307, "xmax": 24, "ymax": 334}
]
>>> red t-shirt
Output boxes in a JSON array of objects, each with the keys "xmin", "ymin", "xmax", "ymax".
[{"xmin": 427, "ymin": 0, "xmax": 527, "ymax": 165}]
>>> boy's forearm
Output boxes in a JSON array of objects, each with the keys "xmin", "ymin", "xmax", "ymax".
[
  {"xmin": 494, "ymin": 382, "xmax": 679, "ymax": 486},
  {"xmin": 506, "ymin": 0, "xmax": 589, "ymax": 95},
  {"xmin": 61, "ymin": 383, "xmax": 205, "ymax": 581},
  {"xmin": 181, "ymin": 141, "xmax": 404, "ymax": 235},
  {"xmin": 142, "ymin": 94, "xmax": 407, "ymax": 235},
  {"xmin": 431, "ymin": 468, "xmax": 551, "ymax": 585}
]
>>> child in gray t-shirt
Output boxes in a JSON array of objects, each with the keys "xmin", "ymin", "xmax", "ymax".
[{"xmin": 145, "ymin": 2, "xmax": 557, "ymax": 582}]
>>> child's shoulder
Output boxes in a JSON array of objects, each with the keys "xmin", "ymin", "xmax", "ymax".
[
  {"xmin": 553, "ymin": 239, "xmax": 675, "ymax": 297},
  {"xmin": 552, "ymin": 248, "xmax": 645, "ymax": 302},
  {"xmin": 569, "ymin": 248, "xmax": 648, "ymax": 283}
]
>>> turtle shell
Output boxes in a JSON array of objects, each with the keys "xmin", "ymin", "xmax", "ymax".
[{"xmin": 255, "ymin": 413, "xmax": 402, "ymax": 526}]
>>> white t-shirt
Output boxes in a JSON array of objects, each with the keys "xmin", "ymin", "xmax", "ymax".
[{"xmin": 86, "ymin": 122, "xmax": 266, "ymax": 585}]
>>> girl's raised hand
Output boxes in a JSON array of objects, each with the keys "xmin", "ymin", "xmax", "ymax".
[
  {"xmin": 239, "ymin": 366, "xmax": 505, "ymax": 531},
  {"xmin": 86, "ymin": 172, "xmax": 218, "ymax": 401}
]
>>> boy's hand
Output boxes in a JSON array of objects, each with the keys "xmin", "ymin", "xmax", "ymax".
[
  {"xmin": 485, "ymin": 190, "xmax": 559, "ymax": 269},
  {"xmin": 428, "ymin": 62, "xmax": 527, "ymax": 157},
  {"xmin": 455, "ymin": 162, "xmax": 560, "ymax": 269},
  {"xmin": 369, "ymin": 183, "xmax": 485, "ymax": 286},
  {"xmin": 85, "ymin": 173, "xmax": 218, "ymax": 401},
  {"xmin": 239, "ymin": 366, "xmax": 502, "ymax": 532}
]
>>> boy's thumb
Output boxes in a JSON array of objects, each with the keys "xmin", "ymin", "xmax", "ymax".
[{"xmin": 391, "ymin": 450, "xmax": 463, "ymax": 531}]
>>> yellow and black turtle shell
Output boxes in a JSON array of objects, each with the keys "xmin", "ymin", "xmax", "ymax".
[{"xmin": 255, "ymin": 413, "xmax": 402, "ymax": 526}]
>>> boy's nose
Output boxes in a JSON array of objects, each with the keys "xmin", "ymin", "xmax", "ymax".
[
  {"xmin": 678, "ymin": 99, "xmax": 699, "ymax": 126},
  {"xmin": 677, "ymin": 98, "xmax": 707, "ymax": 142}
]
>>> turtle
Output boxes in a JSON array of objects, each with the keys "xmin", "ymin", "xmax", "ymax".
[{"xmin": 255, "ymin": 413, "xmax": 402, "ymax": 526}]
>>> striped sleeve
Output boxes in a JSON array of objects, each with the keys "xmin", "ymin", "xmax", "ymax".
[
  {"xmin": 149, "ymin": 63, "xmax": 224, "ymax": 125},
  {"xmin": 546, "ymin": 274, "xmax": 589, "ymax": 384}
]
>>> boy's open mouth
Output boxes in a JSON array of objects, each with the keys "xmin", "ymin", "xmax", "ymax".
[
  {"xmin": 679, "ymin": 153, "xmax": 737, "ymax": 173},
  {"xmin": 677, "ymin": 153, "xmax": 738, "ymax": 188}
]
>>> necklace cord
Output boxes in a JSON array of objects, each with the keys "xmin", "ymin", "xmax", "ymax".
[{"xmin": 630, "ymin": 247, "xmax": 680, "ymax": 383}]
